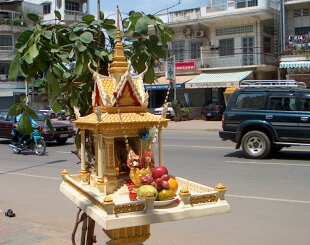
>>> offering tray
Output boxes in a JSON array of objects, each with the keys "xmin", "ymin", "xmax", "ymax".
[{"xmin": 60, "ymin": 172, "xmax": 230, "ymax": 230}]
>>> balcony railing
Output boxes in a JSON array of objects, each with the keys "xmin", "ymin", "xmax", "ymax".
[
  {"xmin": 201, "ymin": 47, "xmax": 277, "ymax": 68},
  {"xmin": 64, "ymin": 10, "xmax": 86, "ymax": 22},
  {"xmin": 0, "ymin": 10, "xmax": 24, "ymax": 26},
  {"xmin": 284, "ymin": 34, "xmax": 310, "ymax": 56}
]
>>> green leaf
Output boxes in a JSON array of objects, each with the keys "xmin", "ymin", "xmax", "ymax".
[
  {"xmin": 27, "ymin": 13, "xmax": 40, "ymax": 23},
  {"xmin": 47, "ymin": 70, "xmax": 61, "ymax": 101},
  {"xmin": 51, "ymin": 101, "xmax": 62, "ymax": 113},
  {"xmin": 76, "ymin": 41, "xmax": 87, "ymax": 52},
  {"xmin": 17, "ymin": 114, "xmax": 32, "ymax": 135},
  {"xmin": 24, "ymin": 106, "xmax": 38, "ymax": 120},
  {"xmin": 43, "ymin": 31, "xmax": 53, "ymax": 40},
  {"xmin": 135, "ymin": 16, "xmax": 153, "ymax": 35},
  {"xmin": 8, "ymin": 53, "xmax": 20, "ymax": 81},
  {"xmin": 69, "ymin": 32, "xmax": 79, "ymax": 41},
  {"xmin": 16, "ymin": 30, "xmax": 33, "ymax": 51},
  {"xmin": 82, "ymin": 15, "xmax": 95, "ymax": 24},
  {"xmin": 8, "ymin": 103, "xmax": 22, "ymax": 117},
  {"xmin": 54, "ymin": 10, "xmax": 62, "ymax": 20},
  {"xmin": 80, "ymin": 32, "xmax": 93, "ymax": 44},
  {"xmin": 24, "ymin": 44, "xmax": 39, "ymax": 64},
  {"xmin": 45, "ymin": 118, "xmax": 54, "ymax": 132},
  {"xmin": 75, "ymin": 54, "xmax": 84, "ymax": 76}
]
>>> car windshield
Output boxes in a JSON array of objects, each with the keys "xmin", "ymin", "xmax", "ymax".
[{"xmin": 36, "ymin": 112, "xmax": 48, "ymax": 121}]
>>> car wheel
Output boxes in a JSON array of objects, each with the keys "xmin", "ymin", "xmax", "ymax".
[
  {"xmin": 241, "ymin": 130, "xmax": 271, "ymax": 159},
  {"xmin": 56, "ymin": 138, "xmax": 68, "ymax": 144}
]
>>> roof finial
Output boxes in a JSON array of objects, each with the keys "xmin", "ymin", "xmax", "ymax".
[{"xmin": 109, "ymin": 6, "xmax": 128, "ymax": 78}]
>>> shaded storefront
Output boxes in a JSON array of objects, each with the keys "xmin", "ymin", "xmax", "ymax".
[{"xmin": 279, "ymin": 60, "xmax": 310, "ymax": 87}]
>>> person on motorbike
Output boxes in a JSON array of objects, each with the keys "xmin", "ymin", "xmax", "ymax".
[{"xmin": 12, "ymin": 114, "xmax": 39, "ymax": 147}]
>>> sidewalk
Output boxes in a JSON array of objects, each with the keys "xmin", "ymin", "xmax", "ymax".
[{"xmin": 166, "ymin": 120, "xmax": 221, "ymax": 131}]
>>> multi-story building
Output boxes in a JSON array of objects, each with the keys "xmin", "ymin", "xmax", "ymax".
[
  {"xmin": 41, "ymin": 0, "xmax": 89, "ymax": 24},
  {"xmin": 0, "ymin": 0, "xmax": 89, "ymax": 109},
  {"xmin": 279, "ymin": 0, "xmax": 310, "ymax": 86},
  {"xmin": 0, "ymin": 0, "xmax": 41, "ymax": 108},
  {"xmin": 151, "ymin": 0, "xmax": 280, "ymax": 114}
]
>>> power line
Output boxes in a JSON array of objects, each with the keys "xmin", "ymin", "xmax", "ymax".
[{"xmin": 153, "ymin": 0, "xmax": 182, "ymax": 16}]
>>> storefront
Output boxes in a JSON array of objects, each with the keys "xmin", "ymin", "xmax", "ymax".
[
  {"xmin": 145, "ymin": 75, "xmax": 195, "ymax": 108},
  {"xmin": 279, "ymin": 60, "xmax": 310, "ymax": 87},
  {"xmin": 184, "ymin": 70, "xmax": 253, "ymax": 107}
]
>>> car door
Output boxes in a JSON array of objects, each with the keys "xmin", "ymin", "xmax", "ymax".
[
  {"xmin": 266, "ymin": 93, "xmax": 303, "ymax": 142},
  {"xmin": 224, "ymin": 91, "xmax": 268, "ymax": 132},
  {"xmin": 296, "ymin": 93, "xmax": 310, "ymax": 143},
  {"xmin": 0, "ymin": 111, "xmax": 13, "ymax": 138}
]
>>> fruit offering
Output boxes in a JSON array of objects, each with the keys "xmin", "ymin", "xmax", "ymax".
[
  {"xmin": 137, "ymin": 166, "xmax": 179, "ymax": 201},
  {"xmin": 137, "ymin": 185, "xmax": 158, "ymax": 199}
]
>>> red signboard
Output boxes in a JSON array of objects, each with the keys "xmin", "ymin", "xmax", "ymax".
[{"xmin": 175, "ymin": 61, "xmax": 197, "ymax": 71}]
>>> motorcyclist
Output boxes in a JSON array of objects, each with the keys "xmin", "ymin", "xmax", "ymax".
[{"xmin": 12, "ymin": 114, "xmax": 39, "ymax": 146}]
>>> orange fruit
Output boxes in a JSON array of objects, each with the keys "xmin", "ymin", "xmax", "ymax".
[{"xmin": 168, "ymin": 177, "xmax": 178, "ymax": 193}]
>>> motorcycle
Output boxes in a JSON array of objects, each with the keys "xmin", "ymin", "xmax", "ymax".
[{"xmin": 9, "ymin": 128, "xmax": 46, "ymax": 156}]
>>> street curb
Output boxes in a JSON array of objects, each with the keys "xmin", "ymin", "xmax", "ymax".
[{"xmin": 165, "ymin": 128, "xmax": 220, "ymax": 132}]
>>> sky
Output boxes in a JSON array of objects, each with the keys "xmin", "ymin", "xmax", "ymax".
[{"xmin": 89, "ymin": 0, "xmax": 208, "ymax": 17}]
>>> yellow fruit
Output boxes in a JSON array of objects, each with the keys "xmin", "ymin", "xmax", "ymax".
[
  {"xmin": 168, "ymin": 177, "xmax": 178, "ymax": 193},
  {"xmin": 158, "ymin": 189, "xmax": 175, "ymax": 201}
]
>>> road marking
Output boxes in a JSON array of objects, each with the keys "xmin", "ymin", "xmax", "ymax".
[
  {"xmin": 165, "ymin": 144, "xmax": 231, "ymax": 150},
  {"xmin": 227, "ymin": 194, "xmax": 310, "ymax": 204},
  {"xmin": 56, "ymin": 151, "xmax": 73, "ymax": 154},
  {"xmin": 0, "ymin": 171, "xmax": 60, "ymax": 180},
  {"xmin": 225, "ymin": 160, "xmax": 310, "ymax": 167}
]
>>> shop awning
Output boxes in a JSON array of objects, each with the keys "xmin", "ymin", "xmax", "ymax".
[
  {"xmin": 279, "ymin": 61, "xmax": 310, "ymax": 69},
  {"xmin": 145, "ymin": 75, "xmax": 195, "ymax": 91},
  {"xmin": 185, "ymin": 71, "xmax": 253, "ymax": 89}
]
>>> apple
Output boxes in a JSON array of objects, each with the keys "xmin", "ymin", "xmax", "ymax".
[
  {"xmin": 155, "ymin": 178, "xmax": 163, "ymax": 190},
  {"xmin": 152, "ymin": 166, "xmax": 168, "ymax": 179},
  {"xmin": 161, "ymin": 180, "xmax": 169, "ymax": 189},
  {"xmin": 161, "ymin": 174, "xmax": 170, "ymax": 181}
]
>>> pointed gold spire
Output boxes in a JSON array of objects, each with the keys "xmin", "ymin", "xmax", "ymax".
[{"xmin": 109, "ymin": 6, "xmax": 128, "ymax": 78}]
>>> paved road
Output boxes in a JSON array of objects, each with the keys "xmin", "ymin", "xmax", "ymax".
[{"xmin": 0, "ymin": 131, "xmax": 310, "ymax": 245}]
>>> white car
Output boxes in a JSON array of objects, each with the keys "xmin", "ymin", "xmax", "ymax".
[{"xmin": 153, "ymin": 103, "xmax": 176, "ymax": 119}]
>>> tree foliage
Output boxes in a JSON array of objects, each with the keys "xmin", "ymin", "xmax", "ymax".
[{"xmin": 9, "ymin": 11, "xmax": 173, "ymax": 118}]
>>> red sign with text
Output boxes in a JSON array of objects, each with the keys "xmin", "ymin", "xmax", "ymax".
[{"xmin": 175, "ymin": 61, "xmax": 197, "ymax": 71}]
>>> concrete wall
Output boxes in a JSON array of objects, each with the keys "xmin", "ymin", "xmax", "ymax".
[{"xmin": 286, "ymin": 2, "xmax": 310, "ymax": 35}]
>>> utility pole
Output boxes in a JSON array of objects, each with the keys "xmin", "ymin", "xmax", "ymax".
[{"xmin": 97, "ymin": 0, "xmax": 101, "ymax": 20}]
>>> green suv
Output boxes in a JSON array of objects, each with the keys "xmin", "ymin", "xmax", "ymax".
[{"xmin": 219, "ymin": 80, "xmax": 310, "ymax": 159}]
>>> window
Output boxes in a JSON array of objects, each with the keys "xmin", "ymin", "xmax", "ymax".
[
  {"xmin": 0, "ymin": 35, "xmax": 13, "ymax": 47},
  {"xmin": 219, "ymin": 38, "xmax": 234, "ymax": 56},
  {"xmin": 295, "ymin": 26, "xmax": 310, "ymax": 35},
  {"xmin": 268, "ymin": 97, "xmax": 297, "ymax": 111},
  {"xmin": 294, "ymin": 8, "xmax": 309, "ymax": 17},
  {"xmin": 65, "ymin": 0, "xmax": 81, "ymax": 11},
  {"xmin": 233, "ymin": 93, "xmax": 266, "ymax": 110},
  {"xmin": 0, "ymin": 111, "xmax": 7, "ymax": 121},
  {"xmin": 263, "ymin": 36, "xmax": 272, "ymax": 54},
  {"xmin": 171, "ymin": 40, "xmax": 185, "ymax": 61},
  {"xmin": 236, "ymin": 0, "xmax": 257, "ymax": 8},
  {"xmin": 216, "ymin": 25, "xmax": 253, "ymax": 36},
  {"xmin": 0, "ymin": 63, "xmax": 9, "ymax": 77},
  {"xmin": 191, "ymin": 41, "xmax": 202, "ymax": 59},
  {"xmin": 43, "ymin": 3, "xmax": 51, "ymax": 15},
  {"xmin": 299, "ymin": 97, "xmax": 310, "ymax": 111}
]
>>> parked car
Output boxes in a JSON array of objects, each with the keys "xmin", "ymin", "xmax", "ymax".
[
  {"xmin": 153, "ymin": 102, "xmax": 176, "ymax": 119},
  {"xmin": 0, "ymin": 110, "xmax": 75, "ymax": 144},
  {"xmin": 201, "ymin": 103, "xmax": 224, "ymax": 120},
  {"xmin": 219, "ymin": 80, "xmax": 310, "ymax": 159}
]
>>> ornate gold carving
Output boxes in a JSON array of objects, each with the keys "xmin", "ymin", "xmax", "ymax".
[
  {"xmin": 80, "ymin": 170, "xmax": 90, "ymax": 184},
  {"xmin": 114, "ymin": 203, "xmax": 145, "ymax": 214},
  {"xmin": 190, "ymin": 194, "xmax": 218, "ymax": 205},
  {"xmin": 104, "ymin": 225, "xmax": 150, "ymax": 245},
  {"xmin": 61, "ymin": 169, "xmax": 69, "ymax": 178},
  {"xmin": 215, "ymin": 183, "xmax": 227, "ymax": 200}
]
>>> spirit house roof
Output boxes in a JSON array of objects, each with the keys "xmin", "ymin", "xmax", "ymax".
[{"xmin": 74, "ymin": 20, "xmax": 168, "ymax": 130}]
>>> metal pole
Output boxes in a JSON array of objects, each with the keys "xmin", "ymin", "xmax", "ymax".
[
  {"xmin": 97, "ymin": 0, "xmax": 100, "ymax": 20},
  {"xmin": 173, "ymin": 55, "xmax": 177, "ymax": 103}
]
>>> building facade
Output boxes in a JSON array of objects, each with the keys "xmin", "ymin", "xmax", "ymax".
[
  {"xmin": 151, "ymin": 0, "xmax": 280, "ymax": 116},
  {"xmin": 41, "ymin": 0, "xmax": 89, "ymax": 24},
  {"xmin": 279, "ymin": 0, "xmax": 310, "ymax": 86},
  {"xmin": 0, "ymin": 0, "xmax": 89, "ymax": 109}
]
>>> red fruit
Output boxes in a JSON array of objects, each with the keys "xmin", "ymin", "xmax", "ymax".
[
  {"xmin": 152, "ymin": 166, "xmax": 168, "ymax": 179},
  {"xmin": 155, "ymin": 178, "xmax": 163, "ymax": 190},
  {"xmin": 140, "ymin": 176, "xmax": 150, "ymax": 185},
  {"xmin": 161, "ymin": 174, "xmax": 170, "ymax": 181},
  {"xmin": 129, "ymin": 191, "xmax": 137, "ymax": 201},
  {"xmin": 161, "ymin": 180, "xmax": 169, "ymax": 189}
]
